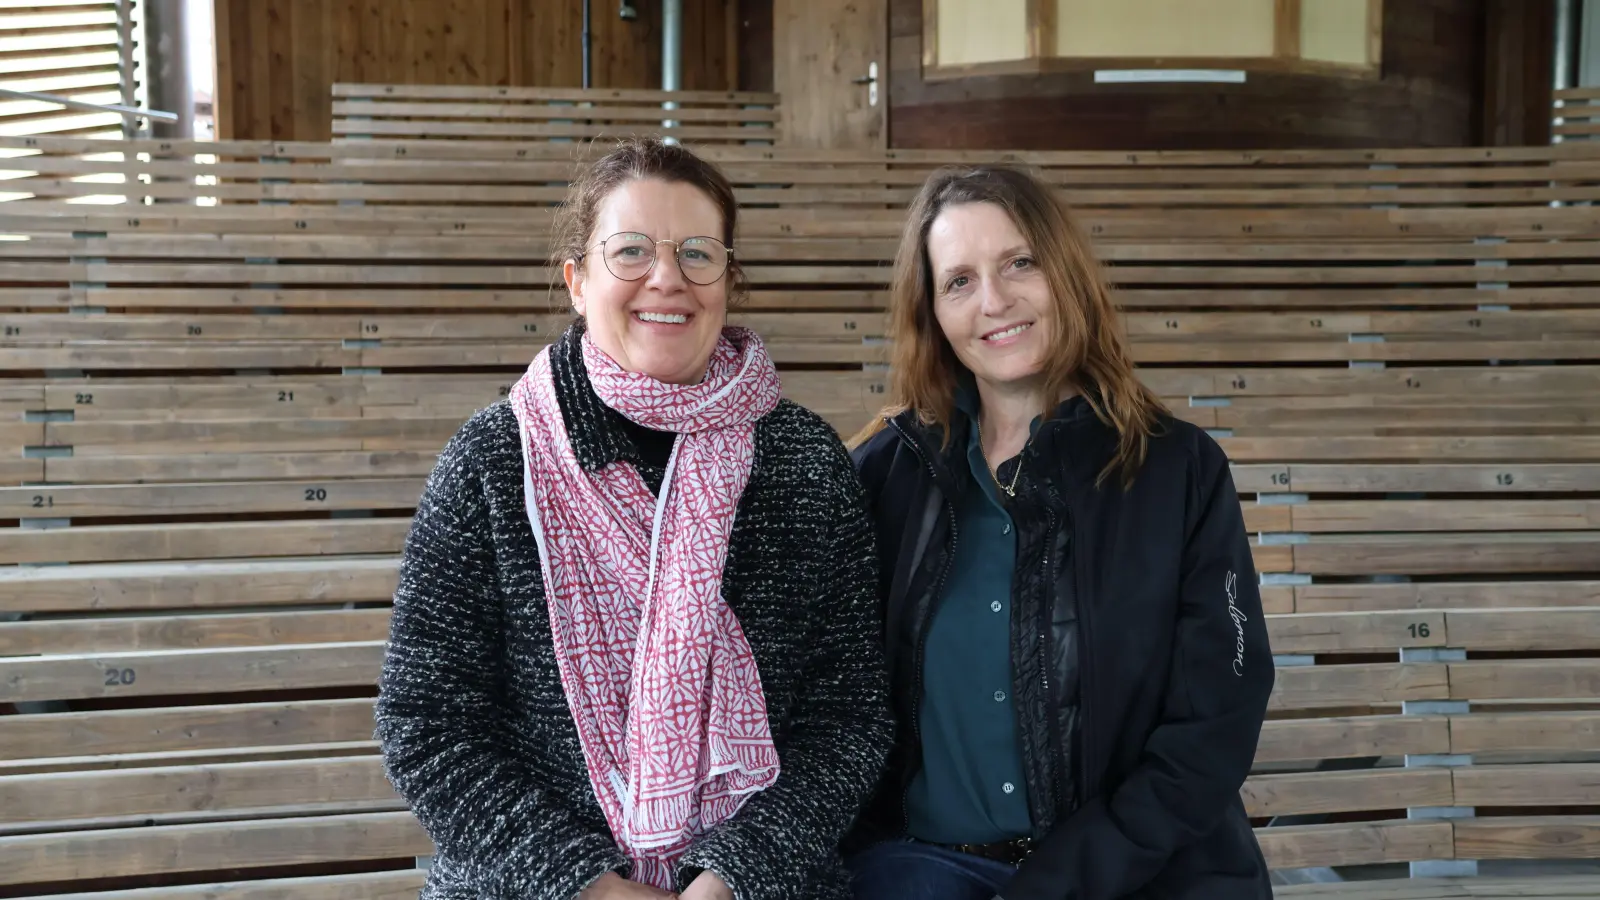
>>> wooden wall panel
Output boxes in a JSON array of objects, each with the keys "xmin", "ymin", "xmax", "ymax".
[
  {"xmin": 216, "ymin": 0, "xmax": 734, "ymax": 142},
  {"xmin": 737, "ymin": 0, "xmax": 775, "ymax": 92},
  {"xmin": 887, "ymin": 0, "xmax": 1521, "ymax": 149},
  {"xmin": 1482, "ymin": 0, "xmax": 1554, "ymax": 146}
]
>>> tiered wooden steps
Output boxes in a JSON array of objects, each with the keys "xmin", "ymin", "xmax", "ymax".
[
  {"xmin": 0, "ymin": 133, "xmax": 1598, "ymax": 898},
  {"xmin": 331, "ymin": 83, "xmax": 780, "ymax": 145}
]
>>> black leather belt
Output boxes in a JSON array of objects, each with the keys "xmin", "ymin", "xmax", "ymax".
[{"xmin": 945, "ymin": 835, "xmax": 1035, "ymax": 866}]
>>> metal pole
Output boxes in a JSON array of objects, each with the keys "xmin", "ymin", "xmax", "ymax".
[
  {"xmin": 582, "ymin": 0, "xmax": 592, "ymax": 88},
  {"xmin": 1557, "ymin": 0, "xmax": 1578, "ymax": 91},
  {"xmin": 662, "ymin": 0, "xmax": 682, "ymax": 140},
  {"xmin": 143, "ymin": 0, "xmax": 194, "ymax": 139},
  {"xmin": 0, "ymin": 87, "xmax": 176, "ymax": 123}
]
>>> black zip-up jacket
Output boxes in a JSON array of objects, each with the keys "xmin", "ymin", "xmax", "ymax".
[{"xmin": 848, "ymin": 396, "xmax": 1275, "ymax": 900}]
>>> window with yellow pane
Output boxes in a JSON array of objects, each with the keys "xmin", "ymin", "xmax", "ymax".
[{"xmin": 923, "ymin": 0, "xmax": 1382, "ymax": 79}]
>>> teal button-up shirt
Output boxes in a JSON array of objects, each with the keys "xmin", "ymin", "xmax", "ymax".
[{"xmin": 904, "ymin": 407, "xmax": 1034, "ymax": 845}]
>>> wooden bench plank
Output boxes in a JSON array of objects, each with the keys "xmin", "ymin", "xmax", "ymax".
[
  {"xmin": 24, "ymin": 870, "xmax": 430, "ymax": 900},
  {"xmin": 1448, "ymin": 661, "xmax": 1600, "ymax": 702},
  {"xmin": 331, "ymin": 99, "xmax": 781, "ymax": 124},
  {"xmin": 1270, "ymin": 664, "xmax": 1449, "ymax": 710},
  {"xmin": 0, "ymin": 699, "xmax": 377, "ymax": 763},
  {"xmin": 1220, "ymin": 436, "xmax": 1600, "ymax": 463},
  {"xmin": 1255, "ymin": 820, "xmax": 1453, "ymax": 869},
  {"xmin": 46, "ymin": 450, "xmax": 438, "ymax": 484},
  {"xmin": 1274, "ymin": 875, "xmax": 1600, "ymax": 898},
  {"xmin": 1266, "ymin": 611, "xmax": 1447, "ymax": 654},
  {"xmin": 0, "ymin": 742, "xmax": 382, "ymax": 778},
  {"xmin": 0, "ymin": 480, "xmax": 425, "ymax": 518},
  {"xmin": 0, "ymin": 520, "xmax": 409, "ymax": 565},
  {"xmin": 0, "ymin": 343, "xmax": 360, "ymax": 371},
  {"xmin": 1290, "ymin": 533, "xmax": 1600, "ymax": 575},
  {"xmin": 0, "ymin": 609, "xmax": 391, "ymax": 656},
  {"xmin": 41, "ymin": 380, "xmax": 369, "ymax": 416},
  {"xmin": 0, "ymin": 756, "xmax": 400, "ymax": 828},
  {"xmin": 1453, "ymin": 816, "xmax": 1600, "ymax": 861},
  {"xmin": 1243, "ymin": 767, "xmax": 1453, "ymax": 817},
  {"xmin": 1290, "ymin": 501, "xmax": 1600, "ymax": 533},
  {"xmin": 1450, "ymin": 712, "xmax": 1600, "ymax": 755},
  {"xmin": 1255, "ymin": 715, "xmax": 1449, "ymax": 764},
  {"xmin": 0, "ymin": 557, "xmax": 398, "ymax": 614},
  {"xmin": 46, "ymin": 418, "xmax": 462, "ymax": 456},
  {"xmin": 1292, "ymin": 582, "xmax": 1600, "ymax": 614},
  {"xmin": 0, "ymin": 641, "xmax": 385, "ymax": 703},
  {"xmin": 1247, "ymin": 464, "xmax": 1600, "ymax": 494},
  {"xmin": 1452, "ymin": 764, "xmax": 1600, "ymax": 807},
  {"xmin": 0, "ymin": 811, "xmax": 430, "ymax": 886},
  {"xmin": 332, "ymin": 82, "xmax": 781, "ymax": 104},
  {"xmin": 1446, "ymin": 609, "xmax": 1600, "ymax": 652}
]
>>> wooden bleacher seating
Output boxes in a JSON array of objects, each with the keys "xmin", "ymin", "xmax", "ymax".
[
  {"xmin": 1554, "ymin": 86, "xmax": 1600, "ymax": 142},
  {"xmin": 331, "ymin": 83, "xmax": 781, "ymax": 145},
  {"xmin": 0, "ymin": 132, "xmax": 1599, "ymax": 897}
]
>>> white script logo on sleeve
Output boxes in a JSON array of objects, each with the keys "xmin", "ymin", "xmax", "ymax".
[{"xmin": 1225, "ymin": 571, "xmax": 1246, "ymax": 677}]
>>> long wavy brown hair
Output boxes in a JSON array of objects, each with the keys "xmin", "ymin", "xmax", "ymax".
[{"xmin": 849, "ymin": 165, "xmax": 1167, "ymax": 488}]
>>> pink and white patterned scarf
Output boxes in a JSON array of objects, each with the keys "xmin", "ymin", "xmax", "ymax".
[{"xmin": 508, "ymin": 326, "xmax": 783, "ymax": 889}]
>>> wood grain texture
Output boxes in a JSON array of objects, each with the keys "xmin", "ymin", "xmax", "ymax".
[
  {"xmin": 1453, "ymin": 816, "xmax": 1600, "ymax": 861},
  {"xmin": 1482, "ymin": 0, "xmax": 1555, "ymax": 145},
  {"xmin": 1452, "ymin": 764, "xmax": 1600, "ymax": 808},
  {"xmin": 0, "ymin": 756, "xmax": 399, "ymax": 827},
  {"xmin": 215, "ymin": 0, "xmax": 735, "ymax": 141},
  {"xmin": 1254, "ymin": 820, "xmax": 1453, "ymax": 869},
  {"xmin": 0, "ymin": 641, "xmax": 385, "ymax": 704},
  {"xmin": 1274, "ymin": 875, "xmax": 1600, "ymax": 898},
  {"xmin": 0, "ymin": 811, "xmax": 430, "ymax": 885},
  {"xmin": 0, "ymin": 518, "xmax": 409, "ymax": 565},
  {"xmin": 0, "ymin": 608, "xmax": 391, "ymax": 655},
  {"xmin": 1267, "ymin": 611, "xmax": 1447, "ymax": 654},
  {"xmin": 28, "ymin": 871, "xmax": 430, "ymax": 899},
  {"xmin": 1269, "ymin": 663, "xmax": 1449, "ymax": 711},
  {"xmin": 1448, "ymin": 660, "xmax": 1600, "ymax": 702},
  {"xmin": 0, "ymin": 557, "xmax": 399, "ymax": 614},
  {"xmin": 1450, "ymin": 711, "xmax": 1600, "ymax": 755},
  {"xmin": 0, "ymin": 698, "xmax": 378, "ymax": 762},
  {"xmin": 1254, "ymin": 715, "xmax": 1449, "ymax": 764},
  {"xmin": 1242, "ymin": 767, "xmax": 1453, "ymax": 817}
]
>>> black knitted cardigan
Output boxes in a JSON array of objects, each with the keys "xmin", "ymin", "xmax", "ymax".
[{"xmin": 376, "ymin": 324, "xmax": 893, "ymax": 900}]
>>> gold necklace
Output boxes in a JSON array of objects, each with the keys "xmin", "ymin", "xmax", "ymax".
[{"xmin": 976, "ymin": 419, "xmax": 1029, "ymax": 498}]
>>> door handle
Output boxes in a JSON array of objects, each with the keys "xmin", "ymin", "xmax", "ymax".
[{"xmin": 853, "ymin": 62, "xmax": 880, "ymax": 107}]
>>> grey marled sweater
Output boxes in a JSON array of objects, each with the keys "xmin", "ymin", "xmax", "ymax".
[{"xmin": 376, "ymin": 326, "xmax": 894, "ymax": 900}]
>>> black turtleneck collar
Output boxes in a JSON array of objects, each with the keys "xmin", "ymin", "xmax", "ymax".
[{"xmin": 548, "ymin": 319, "xmax": 676, "ymax": 474}]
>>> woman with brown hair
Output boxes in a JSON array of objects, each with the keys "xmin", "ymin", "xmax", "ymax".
[
  {"xmin": 377, "ymin": 138, "xmax": 892, "ymax": 900},
  {"xmin": 846, "ymin": 166, "xmax": 1274, "ymax": 900}
]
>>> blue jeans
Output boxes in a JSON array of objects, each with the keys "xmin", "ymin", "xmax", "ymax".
[{"xmin": 847, "ymin": 839, "xmax": 1018, "ymax": 900}]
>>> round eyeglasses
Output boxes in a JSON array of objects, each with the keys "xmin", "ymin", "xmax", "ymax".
[{"xmin": 580, "ymin": 232, "xmax": 733, "ymax": 287}]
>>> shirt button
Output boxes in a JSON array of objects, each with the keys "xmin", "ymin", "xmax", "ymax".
[
  {"xmin": 990, "ymin": 600, "xmax": 1003, "ymax": 613},
  {"xmin": 1002, "ymin": 782, "xmax": 1016, "ymax": 794},
  {"xmin": 994, "ymin": 690, "xmax": 1007, "ymax": 702},
  {"xmin": 1002, "ymin": 523, "xmax": 1012, "ymax": 535}
]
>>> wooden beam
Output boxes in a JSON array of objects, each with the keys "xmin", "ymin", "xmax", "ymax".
[
  {"xmin": 922, "ymin": 0, "xmax": 938, "ymax": 69},
  {"xmin": 726, "ymin": 0, "xmax": 740, "ymax": 90},
  {"xmin": 1367, "ymin": 0, "xmax": 1384, "ymax": 69},
  {"xmin": 1027, "ymin": 0, "xmax": 1056, "ymax": 59},
  {"xmin": 211, "ymin": 0, "xmax": 233, "ymax": 140},
  {"xmin": 1275, "ymin": 0, "xmax": 1302, "ymax": 59}
]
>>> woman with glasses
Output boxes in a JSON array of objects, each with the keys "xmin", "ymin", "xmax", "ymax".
[
  {"xmin": 844, "ymin": 165, "xmax": 1274, "ymax": 900},
  {"xmin": 377, "ymin": 139, "xmax": 893, "ymax": 900}
]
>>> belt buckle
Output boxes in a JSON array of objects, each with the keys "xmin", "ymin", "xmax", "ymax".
[{"xmin": 1009, "ymin": 837, "xmax": 1034, "ymax": 863}]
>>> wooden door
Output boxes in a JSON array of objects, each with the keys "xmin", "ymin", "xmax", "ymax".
[{"xmin": 774, "ymin": 0, "xmax": 888, "ymax": 149}]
